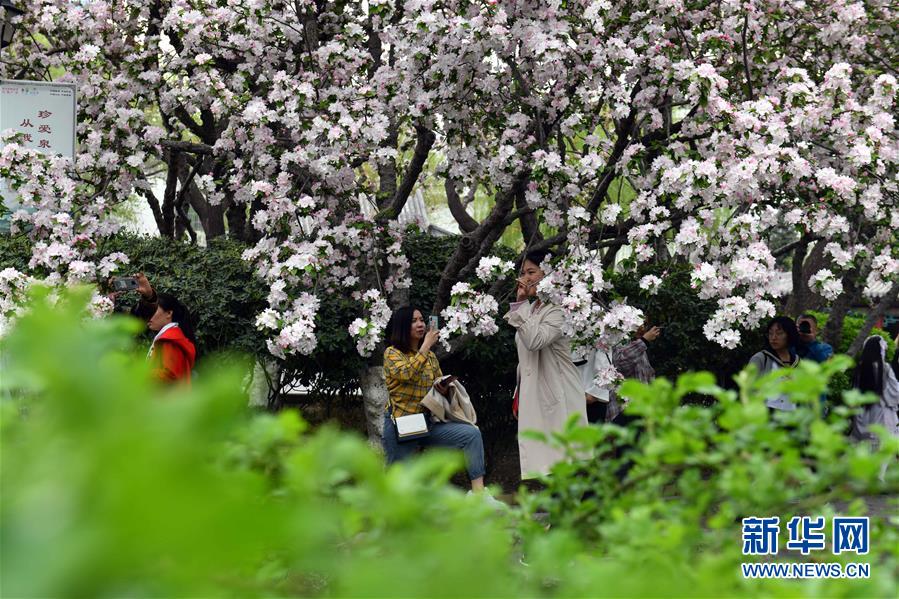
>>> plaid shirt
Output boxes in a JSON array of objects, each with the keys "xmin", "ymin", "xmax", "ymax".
[
  {"xmin": 613, "ymin": 338, "xmax": 655, "ymax": 383},
  {"xmin": 383, "ymin": 346, "xmax": 443, "ymax": 417}
]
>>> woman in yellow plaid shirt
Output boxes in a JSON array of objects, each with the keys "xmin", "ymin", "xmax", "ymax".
[{"xmin": 382, "ymin": 306, "xmax": 491, "ymax": 494}]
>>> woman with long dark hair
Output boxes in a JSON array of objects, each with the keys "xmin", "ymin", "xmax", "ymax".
[
  {"xmin": 748, "ymin": 316, "xmax": 801, "ymax": 411},
  {"xmin": 381, "ymin": 306, "xmax": 499, "ymax": 501},
  {"xmin": 146, "ymin": 293, "xmax": 197, "ymax": 385},
  {"xmin": 850, "ymin": 335, "xmax": 899, "ymax": 447}
]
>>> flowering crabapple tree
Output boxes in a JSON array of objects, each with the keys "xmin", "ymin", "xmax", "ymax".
[
  {"xmin": 2, "ymin": 0, "xmax": 897, "ymax": 440},
  {"xmin": 0, "ymin": 135, "xmax": 130, "ymax": 333}
]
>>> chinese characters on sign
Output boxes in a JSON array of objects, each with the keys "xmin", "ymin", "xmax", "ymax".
[
  {"xmin": 16, "ymin": 113, "xmax": 54, "ymax": 148},
  {"xmin": 742, "ymin": 516, "xmax": 870, "ymax": 556},
  {"xmin": 1, "ymin": 79, "xmax": 74, "ymax": 157},
  {"xmin": 0, "ymin": 79, "xmax": 77, "ymax": 231}
]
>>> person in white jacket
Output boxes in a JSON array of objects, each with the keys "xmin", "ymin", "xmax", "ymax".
[
  {"xmin": 504, "ymin": 250, "xmax": 587, "ymax": 479},
  {"xmin": 574, "ymin": 344, "xmax": 614, "ymax": 423}
]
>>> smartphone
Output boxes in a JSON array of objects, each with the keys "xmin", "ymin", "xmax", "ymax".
[
  {"xmin": 112, "ymin": 276, "xmax": 139, "ymax": 292},
  {"xmin": 429, "ymin": 315, "xmax": 439, "ymax": 330}
]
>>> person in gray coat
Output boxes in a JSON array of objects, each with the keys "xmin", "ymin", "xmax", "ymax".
[{"xmin": 504, "ymin": 250, "xmax": 587, "ymax": 479}]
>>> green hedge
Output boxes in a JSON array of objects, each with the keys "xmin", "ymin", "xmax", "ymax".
[
  {"xmin": 5, "ymin": 234, "xmax": 888, "ymax": 407},
  {"xmin": 2, "ymin": 233, "xmax": 268, "ymax": 360},
  {"xmin": 0, "ymin": 233, "xmax": 521, "ymax": 418},
  {"xmin": 0, "ymin": 234, "xmax": 31, "ymax": 272},
  {"xmin": 99, "ymin": 235, "xmax": 269, "ymax": 360}
]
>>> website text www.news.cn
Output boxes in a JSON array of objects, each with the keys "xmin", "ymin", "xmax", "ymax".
[{"xmin": 741, "ymin": 562, "xmax": 870, "ymax": 579}]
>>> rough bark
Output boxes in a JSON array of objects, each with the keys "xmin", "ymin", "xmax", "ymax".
[
  {"xmin": 376, "ymin": 128, "xmax": 400, "ymax": 209},
  {"xmin": 246, "ymin": 357, "xmax": 280, "ymax": 408},
  {"xmin": 184, "ymin": 180, "xmax": 226, "ymax": 239},
  {"xmin": 139, "ymin": 187, "xmax": 166, "ymax": 234},
  {"xmin": 783, "ymin": 238, "xmax": 810, "ymax": 315},
  {"xmin": 786, "ymin": 239, "xmax": 828, "ymax": 314},
  {"xmin": 389, "ymin": 125, "xmax": 435, "ymax": 216},
  {"xmin": 445, "ymin": 178, "xmax": 479, "ymax": 233},
  {"xmin": 159, "ymin": 150, "xmax": 181, "ymax": 238},
  {"xmin": 822, "ymin": 266, "xmax": 862, "ymax": 348},
  {"xmin": 514, "ymin": 181, "xmax": 542, "ymax": 245},
  {"xmin": 226, "ymin": 200, "xmax": 249, "ymax": 241},
  {"xmin": 359, "ymin": 363, "xmax": 388, "ymax": 447}
]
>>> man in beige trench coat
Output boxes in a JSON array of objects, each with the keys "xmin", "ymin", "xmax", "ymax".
[{"xmin": 504, "ymin": 251, "xmax": 588, "ymax": 479}]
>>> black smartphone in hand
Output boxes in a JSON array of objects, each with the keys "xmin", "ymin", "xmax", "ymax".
[{"xmin": 112, "ymin": 276, "xmax": 138, "ymax": 292}]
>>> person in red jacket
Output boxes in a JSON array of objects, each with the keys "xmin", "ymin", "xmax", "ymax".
[{"xmin": 146, "ymin": 293, "xmax": 197, "ymax": 385}]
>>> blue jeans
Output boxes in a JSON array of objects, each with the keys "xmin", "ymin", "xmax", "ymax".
[{"xmin": 382, "ymin": 412, "xmax": 486, "ymax": 480}]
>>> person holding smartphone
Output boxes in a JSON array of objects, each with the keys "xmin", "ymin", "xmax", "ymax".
[
  {"xmin": 382, "ymin": 306, "xmax": 500, "ymax": 502},
  {"xmin": 607, "ymin": 321, "xmax": 661, "ymax": 423},
  {"xmin": 795, "ymin": 314, "xmax": 833, "ymax": 363},
  {"xmin": 107, "ymin": 273, "xmax": 159, "ymax": 323},
  {"xmin": 146, "ymin": 293, "xmax": 197, "ymax": 385},
  {"xmin": 504, "ymin": 249, "xmax": 587, "ymax": 479}
]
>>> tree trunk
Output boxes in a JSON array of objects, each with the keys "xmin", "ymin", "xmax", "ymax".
[
  {"xmin": 226, "ymin": 200, "xmax": 249, "ymax": 242},
  {"xmin": 789, "ymin": 239, "xmax": 828, "ymax": 314},
  {"xmin": 514, "ymin": 182, "xmax": 542, "ymax": 246},
  {"xmin": 783, "ymin": 239, "xmax": 810, "ymax": 315},
  {"xmin": 822, "ymin": 266, "xmax": 862, "ymax": 349},
  {"xmin": 359, "ymin": 364, "xmax": 388, "ymax": 448},
  {"xmin": 160, "ymin": 150, "xmax": 181, "ymax": 238},
  {"xmin": 847, "ymin": 280, "xmax": 899, "ymax": 356},
  {"xmin": 181, "ymin": 169, "xmax": 226, "ymax": 240},
  {"xmin": 246, "ymin": 357, "xmax": 280, "ymax": 409}
]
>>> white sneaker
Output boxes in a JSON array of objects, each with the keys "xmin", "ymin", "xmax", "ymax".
[{"xmin": 467, "ymin": 490, "xmax": 508, "ymax": 510}]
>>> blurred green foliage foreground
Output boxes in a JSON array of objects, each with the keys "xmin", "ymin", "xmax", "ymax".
[{"xmin": 2, "ymin": 288, "xmax": 898, "ymax": 597}]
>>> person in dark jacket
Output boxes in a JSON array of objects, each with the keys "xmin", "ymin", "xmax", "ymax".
[
  {"xmin": 796, "ymin": 314, "xmax": 833, "ymax": 363},
  {"xmin": 146, "ymin": 293, "xmax": 197, "ymax": 385}
]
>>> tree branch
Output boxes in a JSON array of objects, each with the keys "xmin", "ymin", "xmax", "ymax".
[
  {"xmin": 160, "ymin": 151, "xmax": 181, "ymax": 238},
  {"xmin": 445, "ymin": 177, "xmax": 479, "ymax": 233},
  {"xmin": 741, "ymin": 12, "xmax": 755, "ymax": 101},
  {"xmin": 773, "ymin": 234, "xmax": 820, "ymax": 258},
  {"xmin": 138, "ymin": 187, "xmax": 165, "ymax": 234},
  {"xmin": 380, "ymin": 125, "xmax": 436, "ymax": 220},
  {"xmin": 586, "ymin": 90, "xmax": 640, "ymax": 215},
  {"xmin": 847, "ymin": 279, "xmax": 899, "ymax": 356},
  {"xmin": 513, "ymin": 180, "xmax": 542, "ymax": 243},
  {"xmin": 174, "ymin": 159, "xmax": 201, "ymax": 243},
  {"xmin": 432, "ymin": 174, "xmax": 526, "ymax": 313},
  {"xmin": 160, "ymin": 140, "xmax": 215, "ymax": 155}
]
